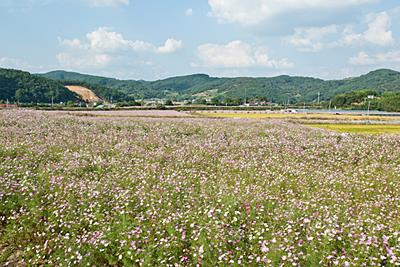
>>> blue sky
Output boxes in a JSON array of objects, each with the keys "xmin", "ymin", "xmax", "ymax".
[{"xmin": 1, "ymin": 0, "xmax": 400, "ymax": 80}]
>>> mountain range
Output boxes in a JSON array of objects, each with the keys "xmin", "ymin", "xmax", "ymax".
[
  {"xmin": 41, "ymin": 69, "xmax": 400, "ymax": 103},
  {"xmin": 1, "ymin": 67, "xmax": 400, "ymax": 104}
]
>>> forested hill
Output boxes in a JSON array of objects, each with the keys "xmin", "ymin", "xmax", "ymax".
[
  {"xmin": 0, "ymin": 68, "xmax": 78, "ymax": 103},
  {"xmin": 2, "ymin": 67, "xmax": 399, "ymax": 104},
  {"xmin": 42, "ymin": 69, "xmax": 400, "ymax": 103}
]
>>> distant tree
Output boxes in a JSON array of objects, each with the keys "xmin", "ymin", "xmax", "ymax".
[
  {"xmin": 196, "ymin": 99, "xmax": 207, "ymax": 105},
  {"xmin": 15, "ymin": 89, "xmax": 32, "ymax": 103},
  {"xmin": 225, "ymin": 97, "xmax": 242, "ymax": 106},
  {"xmin": 378, "ymin": 92, "xmax": 400, "ymax": 112},
  {"xmin": 331, "ymin": 90, "xmax": 379, "ymax": 108},
  {"xmin": 210, "ymin": 97, "xmax": 221, "ymax": 106},
  {"xmin": 156, "ymin": 104, "xmax": 167, "ymax": 110},
  {"xmin": 66, "ymin": 101, "xmax": 76, "ymax": 107},
  {"xmin": 165, "ymin": 99, "xmax": 174, "ymax": 106},
  {"xmin": 258, "ymin": 96, "xmax": 268, "ymax": 102}
]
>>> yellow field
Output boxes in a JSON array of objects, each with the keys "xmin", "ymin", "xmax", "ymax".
[
  {"xmin": 306, "ymin": 124, "xmax": 400, "ymax": 134},
  {"xmin": 196, "ymin": 112, "xmax": 400, "ymax": 121}
]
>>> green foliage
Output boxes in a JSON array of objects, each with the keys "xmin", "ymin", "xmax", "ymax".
[
  {"xmin": 41, "ymin": 69, "xmax": 400, "ymax": 106},
  {"xmin": 330, "ymin": 89, "xmax": 400, "ymax": 112},
  {"xmin": 210, "ymin": 97, "xmax": 221, "ymax": 106},
  {"xmin": 224, "ymin": 97, "xmax": 243, "ymax": 106},
  {"xmin": 377, "ymin": 92, "xmax": 400, "ymax": 112},
  {"xmin": 331, "ymin": 90, "xmax": 378, "ymax": 108},
  {"xmin": 0, "ymin": 68, "xmax": 78, "ymax": 103},
  {"xmin": 194, "ymin": 98, "xmax": 208, "ymax": 105},
  {"xmin": 115, "ymin": 101, "xmax": 142, "ymax": 107},
  {"xmin": 164, "ymin": 99, "xmax": 174, "ymax": 106}
]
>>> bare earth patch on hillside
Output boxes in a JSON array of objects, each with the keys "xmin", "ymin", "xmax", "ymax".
[{"xmin": 65, "ymin": 85, "xmax": 102, "ymax": 102}]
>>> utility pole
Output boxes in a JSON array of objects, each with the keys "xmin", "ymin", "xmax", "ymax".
[
  {"xmin": 367, "ymin": 100, "xmax": 371, "ymax": 116},
  {"xmin": 329, "ymin": 100, "xmax": 332, "ymax": 113},
  {"xmin": 367, "ymin": 95, "xmax": 374, "ymax": 116},
  {"xmin": 51, "ymin": 96, "xmax": 54, "ymax": 107},
  {"xmin": 317, "ymin": 92, "xmax": 320, "ymax": 106}
]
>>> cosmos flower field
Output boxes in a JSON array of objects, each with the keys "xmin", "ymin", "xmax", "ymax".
[{"xmin": 1, "ymin": 110, "xmax": 400, "ymax": 266}]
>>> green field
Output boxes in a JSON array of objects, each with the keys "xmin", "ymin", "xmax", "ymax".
[{"xmin": 306, "ymin": 124, "xmax": 400, "ymax": 134}]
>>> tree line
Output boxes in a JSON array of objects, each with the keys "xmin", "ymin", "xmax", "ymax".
[
  {"xmin": 0, "ymin": 68, "xmax": 78, "ymax": 103},
  {"xmin": 329, "ymin": 90, "xmax": 400, "ymax": 112}
]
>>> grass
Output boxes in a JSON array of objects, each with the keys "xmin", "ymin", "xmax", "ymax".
[
  {"xmin": 306, "ymin": 124, "xmax": 400, "ymax": 134},
  {"xmin": 196, "ymin": 111, "xmax": 400, "ymax": 121}
]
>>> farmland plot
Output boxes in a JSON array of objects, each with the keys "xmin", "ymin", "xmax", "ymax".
[{"xmin": 0, "ymin": 110, "xmax": 400, "ymax": 266}]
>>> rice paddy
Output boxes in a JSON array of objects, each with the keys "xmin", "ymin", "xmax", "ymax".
[
  {"xmin": 196, "ymin": 111, "xmax": 400, "ymax": 122},
  {"xmin": 306, "ymin": 124, "xmax": 400, "ymax": 134}
]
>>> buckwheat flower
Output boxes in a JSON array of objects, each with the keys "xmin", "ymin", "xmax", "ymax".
[
  {"xmin": 261, "ymin": 241, "xmax": 269, "ymax": 253},
  {"xmin": 199, "ymin": 245, "xmax": 204, "ymax": 255}
]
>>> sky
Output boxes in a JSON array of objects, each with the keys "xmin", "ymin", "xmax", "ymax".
[{"xmin": 1, "ymin": 0, "xmax": 400, "ymax": 80}]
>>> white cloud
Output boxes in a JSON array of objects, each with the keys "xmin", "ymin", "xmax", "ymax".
[
  {"xmin": 57, "ymin": 27, "xmax": 182, "ymax": 69},
  {"xmin": 343, "ymin": 12, "xmax": 394, "ymax": 46},
  {"xmin": 85, "ymin": 27, "xmax": 154, "ymax": 53},
  {"xmin": 349, "ymin": 51, "xmax": 400, "ymax": 65},
  {"xmin": 60, "ymin": 27, "xmax": 182, "ymax": 54},
  {"xmin": 197, "ymin": 40, "xmax": 294, "ymax": 69},
  {"xmin": 185, "ymin": 8, "xmax": 193, "ymax": 16},
  {"xmin": 156, "ymin": 39, "xmax": 183, "ymax": 54},
  {"xmin": 348, "ymin": 51, "xmax": 376, "ymax": 65},
  {"xmin": 287, "ymin": 12, "xmax": 395, "ymax": 52},
  {"xmin": 88, "ymin": 0, "xmax": 129, "ymax": 7},
  {"xmin": 289, "ymin": 25, "xmax": 337, "ymax": 52},
  {"xmin": 208, "ymin": 0, "xmax": 375, "ymax": 25}
]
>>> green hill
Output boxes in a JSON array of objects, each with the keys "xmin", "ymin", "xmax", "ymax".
[
  {"xmin": 41, "ymin": 69, "xmax": 400, "ymax": 104},
  {"xmin": 0, "ymin": 68, "xmax": 79, "ymax": 103},
  {"xmin": 333, "ymin": 69, "xmax": 400, "ymax": 94}
]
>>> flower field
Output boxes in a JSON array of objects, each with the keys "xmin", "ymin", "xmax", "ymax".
[{"xmin": 1, "ymin": 110, "xmax": 400, "ymax": 266}]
